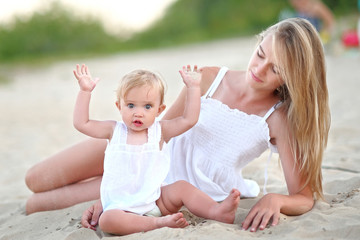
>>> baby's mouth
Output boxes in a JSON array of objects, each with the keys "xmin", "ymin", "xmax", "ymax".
[{"xmin": 133, "ymin": 120, "xmax": 143, "ymax": 127}]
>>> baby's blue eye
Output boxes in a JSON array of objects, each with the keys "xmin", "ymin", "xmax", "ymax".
[
  {"xmin": 127, "ymin": 103, "xmax": 134, "ymax": 108},
  {"xmin": 145, "ymin": 104, "xmax": 152, "ymax": 110}
]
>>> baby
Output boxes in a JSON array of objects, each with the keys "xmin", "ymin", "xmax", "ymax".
[{"xmin": 73, "ymin": 64, "xmax": 240, "ymax": 235}]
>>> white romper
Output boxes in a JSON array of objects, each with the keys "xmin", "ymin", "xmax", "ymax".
[
  {"xmin": 165, "ymin": 67, "xmax": 278, "ymax": 201},
  {"xmin": 101, "ymin": 121, "xmax": 170, "ymax": 215}
]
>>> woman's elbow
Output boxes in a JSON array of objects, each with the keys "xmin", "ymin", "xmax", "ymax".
[
  {"xmin": 300, "ymin": 197, "xmax": 315, "ymax": 213},
  {"xmin": 295, "ymin": 193, "xmax": 315, "ymax": 215}
]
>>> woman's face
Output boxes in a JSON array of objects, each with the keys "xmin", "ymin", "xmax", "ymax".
[{"xmin": 247, "ymin": 34, "xmax": 283, "ymax": 93}]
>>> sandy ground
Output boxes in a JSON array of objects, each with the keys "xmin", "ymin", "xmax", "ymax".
[{"xmin": 0, "ymin": 37, "xmax": 359, "ymax": 240}]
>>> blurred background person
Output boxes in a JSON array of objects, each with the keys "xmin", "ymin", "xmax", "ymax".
[{"xmin": 284, "ymin": 0, "xmax": 335, "ymax": 44}]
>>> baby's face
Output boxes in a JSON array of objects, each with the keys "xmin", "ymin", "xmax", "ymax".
[{"xmin": 119, "ymin": 85, "xmax": 164, "ymax": 133}]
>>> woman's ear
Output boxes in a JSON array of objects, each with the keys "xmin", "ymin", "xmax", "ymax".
[{"xmin": 157, "ymin": 104, "xmax": 166, "ymax": 116}]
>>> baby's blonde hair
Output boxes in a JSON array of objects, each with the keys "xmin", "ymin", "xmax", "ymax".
[
  {"xmin": 116, "ymin": 69, "xmax": 166, "ymax": 104},
  {"xmin": 259, "ymin": 18, "xmax": 331, "ymax": 200}
]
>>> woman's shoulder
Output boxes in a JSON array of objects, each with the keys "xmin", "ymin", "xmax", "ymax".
[
  {"xmin": 200, "ymin": 66, "xmax": 221, "ymax": 74},
  {"xmin": 199, "ymin": 66, "xmax": 221, "ymax": 92},
  {"xmin": 199, "ymin": 66, "xmax": 245, "ymax": 95},
  {"xmin": 200, "ymin": 66, "xmax": 241, "ymax": 95},
  {"xmin": 267, "ymin": 105, "xmax": 288, "ymax": 144},
  {"xmin": 200, "ymin": 66, "xmax": 241, "ymax": 80}
]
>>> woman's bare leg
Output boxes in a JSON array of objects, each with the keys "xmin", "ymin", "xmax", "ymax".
[
  {"xmin": 25, "ymin": 138, "xmax": 106, "ymax": 214},
  {"xmin": 158, "ymin": 180, "xmax": 240, "ymax": 224},
  {"xmin": 99, "ymin": 209, "xmax": 188, "ymax": 235},
  {"xmin": 26, "ymin": 138, "xmax": 106, "ymax": 192},
  {"xmin": 26, "ymin": 176, "xmax": 102, "ymax": 214}
]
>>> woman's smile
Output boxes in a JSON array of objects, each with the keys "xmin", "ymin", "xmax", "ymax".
[{"xmin": 250, "ymin": 70, "xmax": 263, "ymax": 83}]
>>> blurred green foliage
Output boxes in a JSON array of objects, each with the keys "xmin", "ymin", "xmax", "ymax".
[
  {"xmin": 130, "ymin": 0, "xmax": 289, "ymax": 48},
  {"xmin": 0, "ymin": 2, "xmax": 123, "ymax": 62},
  {"xmin": 0, "ymin": 0, "xmax": 358, "ymax": 63},
  {"xmin": 323, "ymin": 0, "xmax": 359, "ymax": 15}
]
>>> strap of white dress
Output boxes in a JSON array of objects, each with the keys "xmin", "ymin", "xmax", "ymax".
[
  {"xmin": 205, "ymin": 67, "xmax": 229, "ymax": 98},
  {"xmin": 262, "ymin": 101, "xmax": 281, "ymax": 120},
  {"xmin": 118, "ymin": 122, "xmax": 128, "ymax": 144},
  {"xmin": 151, "ymin": 121, "xmax": 162, "ymax": 145},
  {"xmin": 263, "ymin": 106, "xmax": 275, "ymax": 120}
]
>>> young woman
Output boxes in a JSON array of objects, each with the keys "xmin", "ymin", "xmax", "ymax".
[{"xmin": 25, "ymin": 18, "xmax": 330, "ymax": 233}]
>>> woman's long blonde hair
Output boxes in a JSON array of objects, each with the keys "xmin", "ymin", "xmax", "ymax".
[{"xmin": 260, "ymin": 18, "xmax": 331, "ymax": 199}]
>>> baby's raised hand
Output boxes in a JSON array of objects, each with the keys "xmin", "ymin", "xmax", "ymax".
[
  {"xmin": 73, "ymin": 64, "xmax": 99, "ymax": 92},
  {"xmin": 179, "ymin": 65, "xmax": 201, "ymax": 88}
]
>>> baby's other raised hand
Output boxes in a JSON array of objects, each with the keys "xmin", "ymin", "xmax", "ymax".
[
  {"xmin": 73, "ymin": 64, "xmax": 100, "ymax": 92},
  {"xmin": 179, "ymin": 65, "xmax": 201, "ymax": 88}
]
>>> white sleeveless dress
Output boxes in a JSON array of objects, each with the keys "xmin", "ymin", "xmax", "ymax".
[
  {"xmin": 101, "ymin": 121, "xmax": 170, "ymax": 215},
  {"xmin": 165, "ymin": 67, "xmax": 278, "ymax": 201}
]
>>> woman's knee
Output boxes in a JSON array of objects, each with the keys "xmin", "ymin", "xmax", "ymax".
[
  {"xmin": 25, "ymin": 193, "xmax": 48, "ymax": 215},
  {"xmin": 25, "ymin": 165, "xmax": 41, "ymax": 193},
  {"xmin": 25, "ymin": 194, "xmax": 34, "ymax": 214}
]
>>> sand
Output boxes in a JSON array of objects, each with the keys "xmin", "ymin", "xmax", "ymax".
[{"xmin": 0, "ymin": 37, "xmax": 359, "ymax": 240}]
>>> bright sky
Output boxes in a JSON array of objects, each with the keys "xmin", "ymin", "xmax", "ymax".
[{"xmin": 0, "ymin": 0, "xmax": 177, "ymax": 34}]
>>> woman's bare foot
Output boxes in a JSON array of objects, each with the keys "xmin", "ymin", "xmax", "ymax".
[
  {"xmin": 156, "ymin": 212, "xmax": 189, "ymax": 229},
  {"xmin": 210, "ymin": 189, "xmax": 240, "ymax": 224}
]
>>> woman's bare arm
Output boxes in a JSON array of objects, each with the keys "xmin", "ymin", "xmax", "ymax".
[{"xmin": 242, "ymin": 111, "xmax": 314, "ymax": 232}]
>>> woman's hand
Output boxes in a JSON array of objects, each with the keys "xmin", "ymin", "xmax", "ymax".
[
  {"xmin": 242, "ymin": 193, "xmax": 282, "ymax": 232},
  {"xmin": 81, "ymin": 199, "xmax": 103, "ymax": 230}
]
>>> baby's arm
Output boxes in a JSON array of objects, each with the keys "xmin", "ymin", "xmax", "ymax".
[
  {"xmin": 73, "ymin": 64, "xmax": 115, "ymax": 139},
  {"xmin": 161, "ymin": 65, "xmax": 201, "ymax": 142}
]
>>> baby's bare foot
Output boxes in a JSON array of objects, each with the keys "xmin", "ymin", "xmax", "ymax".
[
  {"xmin": 156, "ymin": 212, "xmax": 189, "ymax": 229},
  {"xmin": 212, "ymin": 189, "xmax": 240, "ymax": 224}
]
